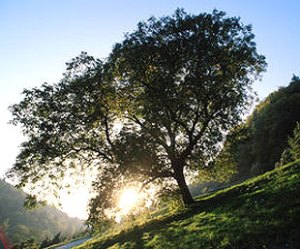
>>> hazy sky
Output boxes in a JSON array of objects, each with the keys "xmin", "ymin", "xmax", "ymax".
[{"xmin": 1, "ymin": 0, "xmax": 300, "ymax": 218}]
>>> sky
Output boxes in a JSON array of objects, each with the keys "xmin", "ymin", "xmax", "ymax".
[{"xmin": 0, "ymin": 0, "xmax": 300, "ymax": 219}]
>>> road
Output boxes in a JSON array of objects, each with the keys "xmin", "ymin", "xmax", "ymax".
[{"xmin": 54, "ymin": 237, "xmax": 90, "ymax": 249}]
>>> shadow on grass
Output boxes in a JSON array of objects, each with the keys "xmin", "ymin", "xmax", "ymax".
[{"xmin": 82, "ymin": 161, "xmax": 300, "ymax": 249}]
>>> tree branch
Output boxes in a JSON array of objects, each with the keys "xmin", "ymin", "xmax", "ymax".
[
  {"xmin": 140, "ymin": 170, "xmax": 174, "ymax": 189},
  {"xmin": 103, "ymin": 114, "xmax": 113, "ymax": 148},
  {"xmin": 131, "ymin": 115, "xmax": 172, "ymax": 155},
  {"xmin": 70, "ymin": 145, "xmax": 113, "ymax": 162}
]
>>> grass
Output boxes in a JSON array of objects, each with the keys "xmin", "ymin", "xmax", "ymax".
[{"xmin": 75, "ymin": 160, "xmax": 300, "ymax": 249}]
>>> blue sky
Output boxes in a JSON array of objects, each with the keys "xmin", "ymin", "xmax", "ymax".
[
  {"xmin": 0, "ymin": 0, "xmax": 300, "ymax": 217},
  {"xmin": 1, "ymin": 0, "xmax": 300, "ymax": 174}
]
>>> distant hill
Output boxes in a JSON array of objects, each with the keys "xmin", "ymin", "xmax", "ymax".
[{"xmin": 0, "ymin": 179, "xmax": 84, "ymax": 245}]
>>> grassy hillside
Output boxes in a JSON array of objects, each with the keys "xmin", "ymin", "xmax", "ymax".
[
  {"xmin": 0, "ymin": 180, "xmax": 84, "ymax": 245},
  {"xmin": 75, "ymin": 160, "xmax": 300, "ymax": 249}
]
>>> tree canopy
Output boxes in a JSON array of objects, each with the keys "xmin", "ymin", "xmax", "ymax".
[{"xmin": 9, "ymin": 9, "xmax": 266, "ymax": 219}]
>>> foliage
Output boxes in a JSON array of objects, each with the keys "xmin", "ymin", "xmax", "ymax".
[
  {"xmin": 13, "ymin": 238, "xmax": 39, "ymax": 249},
  {"xmin": 39, "ymin": 232, "xmax": 66, "ymax": 248},
  {"xmin": 278, "ymin": 147, "xmax": 293, "ymax": 167},
  {"xmin": 74, "ymin": 160, "xmax": 300, "ymax": 249},
  {"xmin": 289, "ymin": 122, "xmax": 300, "ymax": 160},
  {"xmin": 106, "ymin": 8, "xmax": 265, "ymax": 206},
  {"xmin": 0, "ymin": 180, "xmax": 83, "ymax": 245},
  {"xmin": 277, "ymin": 121, "xmax": 300, "ymax": 167},
  {"xmin": 205, "ymin": 123, "xmax": 252, "ymax": 182},
  {"xmin": 249, "ymin": 76, "xmax": 300, "ymax": 172},
  {"xmin": 9, "ymin": 9, "xmax": 266, "ymax": 219},
  {"xmin": 216, "ymin": 76, "xmax": 300, "ymax": 178}
]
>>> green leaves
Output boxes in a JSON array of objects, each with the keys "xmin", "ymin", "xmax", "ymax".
[
  {"xmin": 10, "ymin": 9, "xmax": 266, "ymax": 213},
  {"xmin": 288, "ymin": 122, "xmax": 300, "ymax": 160},
  {"xmin": 108, "ymin": 9, "xmax": 266, "ymax": 175},
  {"xmin": 216, "ymin": 76, "xmax": 300, "ymax": 178}
]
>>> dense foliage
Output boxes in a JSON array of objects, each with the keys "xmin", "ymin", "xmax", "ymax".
[
  {"xmin": 215, "ymin": 76, "xmax": 300, "ymax": 178},
  {"xmin": 13, "ymin": 238, "xmax": 39, "ymax": 249},
  {"xmin": 9, "ymin": 9, "xmax": 266, "ymax": 224},
  {"xmin": 0, "ymin": 180, "xmax": 83, "ymax": 245},
  {"xmin": 249, "ymin": 76, "xmax": 300, "ymax": 171},
  {"xmin": 289, "ymin": 122, "xmax": 300, "ymax": 161},
  {"xmin": 39, "ymin": 232, "xmax": 66, "ymax": 249}
]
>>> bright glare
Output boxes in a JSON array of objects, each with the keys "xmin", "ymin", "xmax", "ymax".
[
  {"xmin": 60, "ymin": 187, "xmax": 90, "ymax": 220},
  {"xmin": 118, "ymin": 188, "xmax": 140, "ymax": 214},
  {"xmin": 105, "ymin": 184, "xmax": 159, "ymax": 223}
]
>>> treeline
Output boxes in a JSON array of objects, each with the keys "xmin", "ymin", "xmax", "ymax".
[
  {"xmin": 0, "ymin": 180, "xmax": 84, "ymax": 246},
  {"xmin": 215, "ymin": 76, "xmax": 300, "ymax": 180}
]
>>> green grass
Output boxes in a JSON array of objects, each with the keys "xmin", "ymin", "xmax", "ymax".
[{"xmin": 75, "ymin": 160, "xmax": 300, "ymax": 249}]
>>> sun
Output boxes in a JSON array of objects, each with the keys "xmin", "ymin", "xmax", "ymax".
[{"xmin": 118, "ymin": 187, "xmax": 140, "ymax": 214}]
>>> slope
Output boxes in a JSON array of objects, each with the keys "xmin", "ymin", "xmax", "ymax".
[
  {"xmin": 0, "ymin": 180, "xmax": 84, "ymax": 245},
  {"xmin": 75, "ymin": 160, "xmax": 300, "ymax": 249}
]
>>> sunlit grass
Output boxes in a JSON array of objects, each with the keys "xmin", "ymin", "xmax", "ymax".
[{"xmin": 74, "ymin": 160, "xmax": 300, "ymax": 249}]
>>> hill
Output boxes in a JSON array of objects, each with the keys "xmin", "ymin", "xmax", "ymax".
[
  {"xmin": 235, "ymin": 76, "xmax": 300, "ymax": 177},
  {"xmin": 75, "ymin": 160, "xmax": 300, "ymax": 248},
  {"xmin": 0, "ymin": 179, "xmax": 84, "ymax": 245}
]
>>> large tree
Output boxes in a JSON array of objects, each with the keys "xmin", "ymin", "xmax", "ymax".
[{"xmin": 9, "ymin": 9, "xmax": 266, "ymax": 211}]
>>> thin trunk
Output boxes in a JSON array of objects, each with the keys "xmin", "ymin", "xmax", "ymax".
[{"xmin": 174, "ymin": 166, "xmax": 195, "ymax": 206}]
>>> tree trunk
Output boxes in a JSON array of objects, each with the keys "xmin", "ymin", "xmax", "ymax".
[{"xmin": 174, "ymin": 167, "xmax": 195, "ymax": 206}]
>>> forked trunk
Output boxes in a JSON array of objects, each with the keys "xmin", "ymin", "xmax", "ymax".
[{"xmin": 174, "ymin": 167, "xmax": 195, "ymax": 206}]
